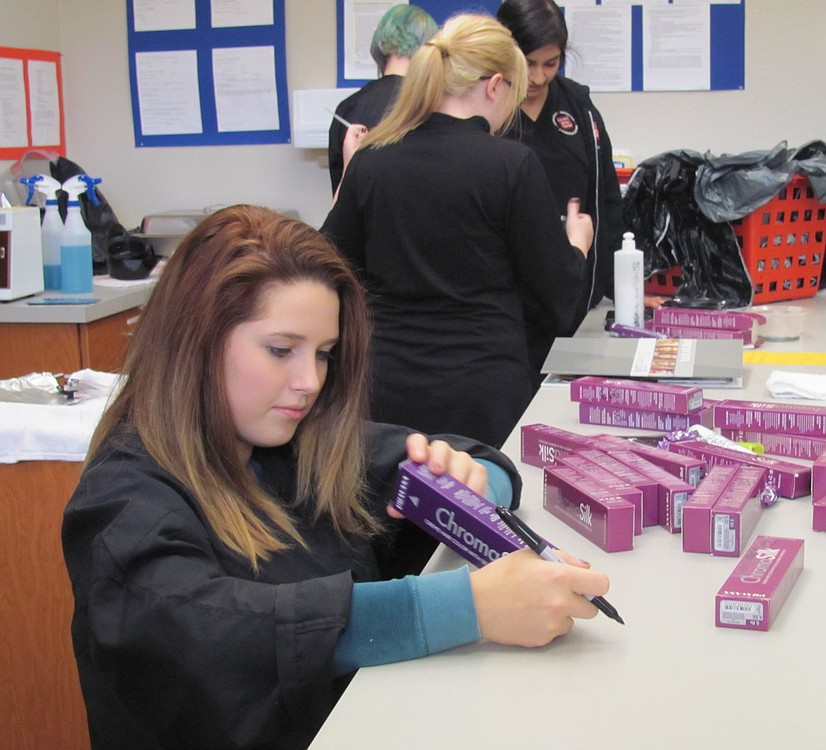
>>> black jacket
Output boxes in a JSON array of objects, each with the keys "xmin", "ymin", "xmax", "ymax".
[
  {"xmin": 507, "ymin": 76, "xmax": 625, "ymax": 338},
  {"xmin": 62, "ymin": 421, "xmax": 520, "ymax": 750}
]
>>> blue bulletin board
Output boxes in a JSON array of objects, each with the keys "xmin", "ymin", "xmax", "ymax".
[
  {"xmin": 127, "ymin": 0, "xmax": 290, "ymax": 148},
  {"xmin": 336, "ymin": 1, "xmax": 745, "ymax": 92}
]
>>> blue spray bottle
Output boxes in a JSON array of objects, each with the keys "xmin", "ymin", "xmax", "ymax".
[
  {"xmin": 60, "ymin": 174, "xmax": 101, "ymax": 294},
  {"xmin": 20, "ymin": 173, "xmax": 64, "ymax": 290}
]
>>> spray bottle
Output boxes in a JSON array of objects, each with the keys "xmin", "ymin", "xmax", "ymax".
[
  {"xmin": 613, "ymin": 231, "xmax": 644, "ymax": 328},
  {"xmin": 60, "ymin": 174, "xmax": 101, "ymax": 294},
  {"xmin": 20, "ymin": 174, "xmax": 64, "ymax": 290}
]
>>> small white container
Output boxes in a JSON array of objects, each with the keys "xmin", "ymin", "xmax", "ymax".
[{"xmin": 749, "ymin": 305, "xmax": 809, "ymax": 341}]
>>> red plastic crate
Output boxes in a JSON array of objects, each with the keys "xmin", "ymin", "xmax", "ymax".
[{"xmin": 643, "ymin": 174, "xmax": 825, "ymax": 304}]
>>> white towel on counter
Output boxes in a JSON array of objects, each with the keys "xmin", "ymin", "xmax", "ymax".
[
  {"xmin": 0, "ymin": 369, "xmax": 121, "ymax": 463},
  {"xmin": 766, "ymin": 370, "xmax": 826, "ymax": 401}
]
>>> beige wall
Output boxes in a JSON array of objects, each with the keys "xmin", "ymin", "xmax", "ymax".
[{"xmin": 2, "ymin": 0, "xmax": 825, "ymax": 230}]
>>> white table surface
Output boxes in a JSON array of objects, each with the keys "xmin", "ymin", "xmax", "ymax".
[{"xmin": 310, "ymin": 293, "xmax": 826, "ymax": 750}]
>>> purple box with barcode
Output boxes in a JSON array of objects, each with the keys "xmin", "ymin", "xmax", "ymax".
[
  {"xmin": 682, "ymin": 466, "xmax": 739, "ymax": 553},
  {"xmin": 578, "ymin": 402, "xmax": 714, "ymax": 432},
  {"xmin": 715, "ymin": 536, "xmax": 804, "ymax": 631},
  {"xmin": 557, "ymin": 454, "xmax": 643, "ymax": 535},
  {"xmin": 619, "ymin": 440, "xmax": 706, "ymax": 487},
  {"xmin": 713, "ymin": 400, "xmax": 826, "ymax": 437},
  {"xmin": 710, "ymin": 466, "xmax": 767, "ymax": 557},
  {"xmin": 653, "ymin": 307, "xmax": 765, "ymax": 331},
  {"xmin": 607, "ymin": 450, "xmax": 695, "ymax": 533},
  {"xmin": 569, "ymin": 376, "xmax": 704, "ymax": 414},
  {"xmin": 543, "ymin": 466, "xmax": 635, "ymax": 552},
  {"xmin": 664, "ymin": 440, "xmax": 811, "ymax": 498},
  {"xmin": 520, "ymin": 423, "xmax": 595, "ymax": 467},
  {"xmin": 391, "ymin": 460, "xmax": 527, "ymax": 567}
]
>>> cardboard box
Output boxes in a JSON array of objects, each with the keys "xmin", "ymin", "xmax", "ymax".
[
  {"xmin": 557, "ymin": 454, "xmax": 643, "ymax": 535},
  {"xmin": 664, "ymin": 439, "xmax": 811, "ymax": 498},
  {"xmin": 813, "ymin": 454, "xmax": 826, "ymax": 532},
  {"xmin": 620, "ymin": 440, "xmax": 706, "ymax": 487},
  {"xmin": 710, "ymin": 466, "xmax": 767, "ymax": 557},
  {"xmin": 573, "ymin": 448, "xmax": 660, "ymax": 527},
  {"xmin": 607, "ymin": 450, "xmax": 695, "ymax": 533},
  {"xmin": 652, "ymin": 307, "xmax": 765, "ymax": 331},
  {"xmin": 543, "ymin": 466, "xmax": 635, "ymax": 552},
  {"xmin": 520, "ymin": 423, "xmax": 595, "ymax": 468},
  {"xmin": 720, "ymin": 428, "xmax": 826, "ymax": 461},
  {"xmin": 715, "ymin": 536, "xmax": 804, "ymax": 631},
  {"xmin": 713, "ymin": 400, "xmax": 826, "ymax": 437},
  {"xmin": 578, "ymin": 402, "xmax": 714, "ymax": 432},
  {"xmin": 390, "ymin": 460, "xmax": 527, "ymax": 567},
  {"xmin": 682, "ymin": 466, "xmax": 739, "ymax": 553},
  {"xmin": 569, "ymin": 376, "xmax": 704, "ymax": 414}
]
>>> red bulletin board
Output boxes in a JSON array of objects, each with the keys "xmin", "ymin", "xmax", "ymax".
[{"xmin": 0, "ymin": 47, "xmax": 66, "ymax": 160}]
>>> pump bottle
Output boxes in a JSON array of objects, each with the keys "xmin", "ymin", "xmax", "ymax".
[
  {"xmin": 613, "ymin": 231, "xmax": 644, "ymax": 328},
  {"xmin": 20, "ymin": 174, "xmax": 64, "ymax": 289},
  {"xmin": 59, "ymin": 175, "xmax": 100, "ymax": 294}
]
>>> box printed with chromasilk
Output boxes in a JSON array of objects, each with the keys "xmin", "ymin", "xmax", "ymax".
[
  {"xmin": 664, "ymin": 440, "xmax": 811, "ymax": 498},
  {"xmin": 715, "ymin": 536, "xmax": 804, "ymax": 631},
  {"xmin": 619, "ymin": 440, "xmax": 706, "ymax": 487},
  {"xmin": 543, "ymin": 466, "xmax": 635, "ymax": 552},
  {"xmin": 709, "ymin": 465, "xmax": 766, "ymax": 557},
  {"xmin": 578, "ymin": 402, "xmax": 714, "ymax": 432},
  {"xmin": 713, "ymin": 400, "xmax": 826, "ymax": 438},
  {"xmin": 813, "ymin": 454, "xmax": 826, "ymax": 532},
  {"xmin": 520, "ymin": 423, "xmax": 596, "ymax": 467},
  {"xmin": 568, "ymin": 376, "xmax": 704, "ymax": 414},
  {"xmin": 682, "ymin": 466, "xmax": 739, "ymax": 553},
  {"xmin": 391, "ymin": 460, "xmax": 528, "ymax": 567}
]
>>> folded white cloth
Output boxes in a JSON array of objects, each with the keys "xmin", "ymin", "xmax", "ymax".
[
  {"xmin": 766, "ymin": 370, "xmax": 826, "ymax": 400},
  {"xmin": 0, "ymin": 369, "xmax": 122, "ymax": 464}
]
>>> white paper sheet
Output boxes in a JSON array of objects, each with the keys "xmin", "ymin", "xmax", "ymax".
[
  {"xmin": 136, "ymin": 49, "xmax": 204, "ymax": 135},
  {"xmin": 213, "ymin": 45, "xmax": 280, "ymax": 132}
]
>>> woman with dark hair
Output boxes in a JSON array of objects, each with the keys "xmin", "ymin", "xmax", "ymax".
[
  {"xmin": 62, "ymin": 205, "xmax": 609, "ymax": 750},
  {"xmin": 498, "ymin": 0, "xmax": 625, "ymax": 362},
  {"xmin": 327, "ymin": 4, "xmax": 438, "ymax": 194},
  {"xmin": 324, "ymin": 13, "xmax": 593, "ymax": 448}
]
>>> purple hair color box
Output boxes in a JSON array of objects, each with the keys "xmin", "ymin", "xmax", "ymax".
[
  {"xmin": 569, "ymin": 376, "xmax": 704, "ymax": 414},
  {"xmin": 574, "ymin": 448, "xmax": 660, "ymax": 528},
  {"xmin": 813, "ymin": 454, "xmax": 826, "ymax": 532},
  {"xmin": 715, "ymin": 536, "xmax": 804, "ymax": 631},
  {"xmin": 665, "ymin": 440, "xmax": 811, "ymax": 499},
  {"xmin": 653, "ymin": 307, "xmax": 765, "ymax": 331},
  {"xmin": 557, "ymin": 454, "xmax": 643, "ymax": 535},
  {"xmin": 543, "ymin": 466, "xmax": 635, "ymax": 552},
  {"xmin": 620, "ymin": 440, "xmax": 706, "ymax": 487},
  {"xmin": 713, "ymin": 400, "xmax": 826, "ymax": 438},
  {"xmin": 520, "ymin": 423, "xmax": 595, "ymax": 468},
  {"xmin": 391, "ymin": 460, "xmax": 527, "ymax": 567},
  {"xmin": 710, "ymin": 466, "xmax": 767, "ymax": 557},
  {"xmin": 578, "ymin": 402, "xmax": 714, "ymax": 432},
  {"xmin": 682, "ymin": 465, "xmax": 739, "ymax": 553},
  {"xmin": 720, "ymin": 428, "xmax": 826, "ymax": 461},
  {"xmin": 651, "ymin": 323, "xmax": 757, "ymax": 346},
  {"xmin": 607, "ymin": 450, "xmax": 695, "ymax": 533}
]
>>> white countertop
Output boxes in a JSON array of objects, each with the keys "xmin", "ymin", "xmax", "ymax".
[{"xmin": 0, "ymin": 280, "xmax": 154, "ymax": 324}]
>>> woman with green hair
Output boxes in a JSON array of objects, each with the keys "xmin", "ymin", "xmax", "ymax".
[{"xmin": 328, "ymin": 4, "xmax": 437, "ymax": 193}]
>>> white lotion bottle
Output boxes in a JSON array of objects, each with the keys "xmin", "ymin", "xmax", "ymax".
[{"xmin": 613, "ymin": 231, "xmax": 644, "ymax": 328}]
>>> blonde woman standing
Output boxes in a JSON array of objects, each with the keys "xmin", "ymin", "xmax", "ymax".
[{"xmin": 323, "ymin": 13, "xmax": 593, "ymax": 449}]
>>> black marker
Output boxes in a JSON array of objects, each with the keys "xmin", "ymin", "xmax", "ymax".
[{"xmin": 496, "ymin": 505, "xmax": 625, "ymax": 625}]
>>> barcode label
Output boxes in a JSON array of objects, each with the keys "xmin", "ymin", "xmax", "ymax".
[
  {"xmin": 714, "ymin": 514, "xmax": 735, "ymax": 552},
  {"xmin": 0, "ymin": 211, "xmax": 11, "ymax": 229},
  {"xmin": 720, "ymin": 600, "xmax": 764, "ymax": 625}
]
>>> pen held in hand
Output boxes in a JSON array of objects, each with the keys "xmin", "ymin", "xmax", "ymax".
[{"xmin": 495, "ymin": 505, "xmax": 625, "ymax": 625}]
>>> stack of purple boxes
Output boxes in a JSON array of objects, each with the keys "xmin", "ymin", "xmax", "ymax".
[{"xmin": 570, "ymin": 376, "xmax": 715, "ymax": 433}]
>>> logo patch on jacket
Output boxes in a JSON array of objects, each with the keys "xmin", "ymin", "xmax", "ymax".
[{"xmin": 553, "ymin": 111, "xmax": 578, "ymax": 135}]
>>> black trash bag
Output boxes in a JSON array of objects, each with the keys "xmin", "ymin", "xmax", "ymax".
[
  {"xmin": 693, "ymin": 142, "xmax": 797, "ymax": 223},
  {"xmin": 623, "ymin": 150, "xmax": 753, "ymax": 309},
  {"xmin": 794, "ymin": 140, "xmax": 826, "ymax": 201},
  {"xmin": 50, "ymin": 156, "xmax": 127, "ymax": 274}
]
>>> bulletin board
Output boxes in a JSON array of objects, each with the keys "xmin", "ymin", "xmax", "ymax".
[
  {"xmin": 126, "ymin": 0, "xmax": 290, "ymax": 148},
  {"xmin": 336, "ymin": 0, "xmax": 745, "ymax": 92},
  {"xmin": 0, "ymin": 47, "xmax": 66, "ymax": 160}
]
